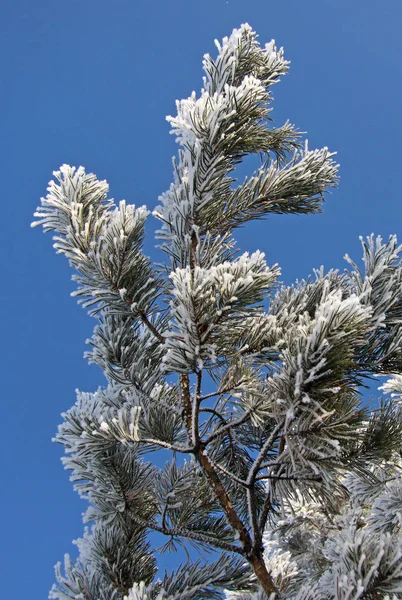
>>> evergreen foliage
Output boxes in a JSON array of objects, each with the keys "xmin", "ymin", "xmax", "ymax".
[{"xmin": 33, "ymin": 24, "xmax": 402, "ymax": 599}]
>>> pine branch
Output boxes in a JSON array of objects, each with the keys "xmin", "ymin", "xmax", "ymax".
[
  {"xmin": 199, "ymin": 407, "xmax": 227, "ymax": 425},
  {"xmin": 247, "ymin": 421, "xmax": 285, "ymax": 485},
  {"xmin": 138, "ymin": 311, "xmax": 165, "ymax": 344},
  {"xmin": 200, "ymin": 381, "xmax": 248, "ymax": 402},
  {"xmin": 195, "ymin": 446, "xmax": 253, "ymax": 551},
  {"xmin": 180, "ymin": 373, "xmax": 193, "ymax": 442},
  {"xmin": 131, "ymin": 513, "xmax": 243, "ymax": 556},
  {"xmin": 206, "ymin": 456, "xmax": 249, "ymax": 487},
  {"xmin": 191, "ymin": 369, "xmax": 203, "ymax": 446},
  {"xmin": 137, "ymin": 438, "xmax": 193, "ymax": 453},
  {"xmin": 246, "ymin": 486, "xmax": 260, "ymax": 552},
  {"xmin": 204, "ymin": 411, "xmax": 252, "ymax": 446},
  {"xmin": 258, "ymin": 490, "xmax": 273, "ymax": 534},
  {"xmin": 34, "ymin": 22, "xmax": 401, "ymax": 600},
  {"xmin": 255, "ymin": 472, "xmax": 322, "ymax": 482}
]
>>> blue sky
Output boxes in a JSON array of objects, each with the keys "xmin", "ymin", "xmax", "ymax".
[{"xmin": 2, "ymin": 0, "xmax": 402, "ymax": 597}]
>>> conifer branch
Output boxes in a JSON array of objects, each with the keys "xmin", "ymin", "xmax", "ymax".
[
  {"xmin": 204, "ymin": 411, "xmax": 252, "ymax": 445},
  {"xmin": 191, "ymin": 369, "xmax": 203, "ymax": 446},
  {"xmin": 137, "ymin": 438, "xmax": 193, "ymax": 453},
  {"xmin": 206, "ymin": 457, "xmax": 249, "ymax": 487},
  {"xmin": 195, "ymin": 447, "xmax": 253, "ymax": 551},
  {"xmin": 180, "ymin": 373, "xmax": 193, "ymax": 444},
  {"xmin": 247, "ymin": 421, "xmax": 285, "ymax": 485},
  {"xmin": 137, "ymin": 310, "xmax": 165, "ymax": 344},
  {"xmin": 246, "ymin": 487, "xmax": 260, "ymax": 551},
  {"xmin": 33, "ymin": 22, "xmax": 402, "ymax": 600},
  {"xmin": 255, "ymin": 472, "xmax": 322, "ymax": 482},
  {"xmin": 258, "ymin": 490, "xmax": 274, "ymax": 534},
  {"xmin": 131, "ymin": 514, "xmax": 244, "ymax": 555}
]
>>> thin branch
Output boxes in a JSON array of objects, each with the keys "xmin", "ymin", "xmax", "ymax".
[
  {"xmin": 200, "ymin": 379, "xmax": 247, "ymax": 402},
  {"xmin": 195, "ymin": 446, "xmax": 254, "ymax": 555},
  {"xmin": 259, "ymin": 459, "xmax": 283, "ymax": 470},
  {"xmin": 247, "ymin": 487, "xmax": 260, "ymax": 550},
  {"xmin": 200, "ymin": 391, "xmax": 231, "ymax": 434},
  {"xmin": 161, "ymin": 501, "xmax": 169, "ymax": 530},
  {"xmin": 255, "ymin": 472, "xmax": 322, "ymax": 482},
  {"xmin": 204, "ymin": 410, "xmax": 252, "ymax": 446},
  {"xmin": 131, "ymin": 513, "xmax": 243, "ymax": 555},
  {"xmin": 247, "ymin": 421, "xmax": 284, "ymax": 485},
  {"xmin": 175, "ymin": 204, "xmax": 278, "ymax": 595},
  {"xmin": 138, "ymin": 310, "xmax": 165, "ymax": 344},
  {"xmin": 199, "ymin": 407, "xmax": 227, "ymax": 425},
  {"xmin": 192, "ymin": 369, "xmax": 203, "ymax": 446},
  {"xmin": 258, "ymin": 462, "xmax": 288, "ymax": 535},
  {"xmin": 136, "ymin": 438, "xmax": 194, "ymax": 453},
  {"xmin": 199, "ymin": 407, "xmax": 237, "ymax": 452},
  {"xmin": 259, "ymin": 489, "xmax": 274, "ymax": 534},
  {"xmin": 180, "ymin": 373, "xmax": 193, "ymax": 444},
  {"xmin": 206, "ymin": 456, "xmax": 249, "ymax": 487},
  {"xmin": 102, "ymin": 258, "xmax": 166, "ymax": 345}
]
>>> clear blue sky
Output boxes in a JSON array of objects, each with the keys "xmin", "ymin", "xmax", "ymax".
[{"xmin": 2, "ymin": 0, "xmax": 402, "ymax": 597}]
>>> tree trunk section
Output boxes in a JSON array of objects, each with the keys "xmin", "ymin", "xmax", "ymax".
[
  {"xmin": 248, "ymin": 551, "xmax": 278, "ymax": 597},
  {"xmin": 196, "ymin": 450, "xmax": 278, "ymax": 597}
]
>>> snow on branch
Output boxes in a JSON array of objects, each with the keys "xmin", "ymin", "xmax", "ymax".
[
  {"xmin": 346, "ymin": 234, "xmax": 402, "ymax": 372},
  {"xmin": 163, "ymin": 251, "xmax": 280, "ymax": 372},
  {"xmin": 211, "ymin": 143, "xmax": 339, "ymax": 230},
  {"xmin": 33, "ymin": 23, "xmax": 402, "ymax": 600},
  {"xmin": 260, "ymin": 287, "xmax": 374, "ymax": 484},
  {"xmin": 154, "ymin": 25, "xmax": 310, "ymax": 264},
  {"xmin": 33, "ymin": 165, "xmax": 161, "ymax": 320},
  {"xmin": 124, "ymin": 554, "xmax": 253, "ymax": 600},
  {"xmin": 203, "ymin": 23, "xmax": 289, "ymax": 95}
]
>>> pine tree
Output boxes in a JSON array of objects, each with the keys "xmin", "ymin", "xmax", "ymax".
[{"xmin": 33, "ymin": 24, "xmax": 402, "ymax": 599}]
